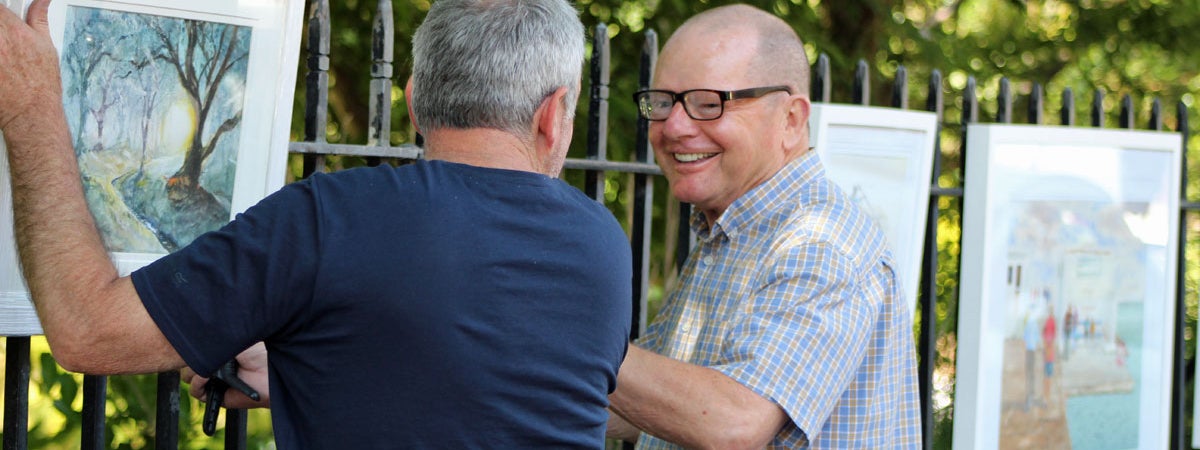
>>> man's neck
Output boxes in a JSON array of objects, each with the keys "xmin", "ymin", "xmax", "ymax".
[{"xmin": 421, "ymin": 128, "xmax": 543, "ymax": 175}]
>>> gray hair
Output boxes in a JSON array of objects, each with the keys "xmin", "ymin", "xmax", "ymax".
[{"xmin": 411, "ymin": 0, "xmax": 584, "ymax": 138}]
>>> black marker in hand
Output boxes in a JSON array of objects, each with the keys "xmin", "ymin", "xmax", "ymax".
[{"xmin": 202, "ymin": 359, "xmax": 261, "ymax": 436}]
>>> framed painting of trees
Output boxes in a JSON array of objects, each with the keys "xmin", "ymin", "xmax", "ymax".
[
  {"xmin": 0, "ymin": 0, "xmax": 304, "ymax": 334},
  {"xmin": 953, "ymin": 124, "xmax": 1181, "ymax": 450}
]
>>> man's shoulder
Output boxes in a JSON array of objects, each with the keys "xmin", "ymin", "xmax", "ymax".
[{"xmin": 752, "ymin": 179, "xmax": 894, "ymax": 285}]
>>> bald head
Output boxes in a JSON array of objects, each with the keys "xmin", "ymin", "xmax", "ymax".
[{"xmin": 663, "ymin": 4, "xmax": 810, "ymax": 95}]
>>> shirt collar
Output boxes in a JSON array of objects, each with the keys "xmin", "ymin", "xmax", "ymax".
[{"xmin": 691, "ymin": 150, "xmax": 822, "ymax": 240}]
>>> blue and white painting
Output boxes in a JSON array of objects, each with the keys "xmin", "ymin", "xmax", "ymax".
[
  {"xmin": 61, "ymin": 6, "xmax": 250, "ymax": 253},
  {"xmin": 957, "ymin": 130, "xmax": 1178, "ymax": 450}
]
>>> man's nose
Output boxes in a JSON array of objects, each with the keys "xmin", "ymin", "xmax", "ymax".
[{"xmin": 659, "ymin": 101, "xmax": 697, "ymax": 138}]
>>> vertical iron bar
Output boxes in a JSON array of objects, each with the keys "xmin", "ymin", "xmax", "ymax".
[
  {"xmin": 853, "ymin": 59, "xmax": 870, "ymax": 106},
  {"xmin": 917, "ymin": 69, "xmax": 943, "ymax": 450},
  {"xmin": 81, "ymin": 375, "xmax": 107, "ymax": 450},
  {"xmin": 891, "ymin": 65, "xmax": 908, "ymax": 110},
  {"xmin": 621, "ymin": 31, "xmax": 657, "ymax": 450},
  {"xmin": 154, "ymin": 372, "xmax": 179, "ymax": 450},
  {"xmin": 302, "ymin": 0, "xmax": 331, "ymax": 177},
  {"xmin": 666, "ymin": 15, "xmax": 697, "ymax": 265},
  {"xmin": 997, "ymin": 77, "xmax": 1012, "ymax": 124},
  {"xmin": 2, "ymin": 336, "xmax": 30, "ymax": 450},
  {"xmin": 1028, "ymin": 83, "xmax": 1043, "ymax": 125},
  {"xmin": 964, "ymin": 77, "xmax": 979, "ymax": 126},
  {"xmin": 1119, "ymin": 94, "xmax": 1134, "ymax": 129},
  {"xmin": 1150, "ymin": 98, "xmax": 1163, "ymax": 132},
  {"xmin": 584, "ymin": 24, "xmax": 610, "ymax": 202},
  {"xmin": 366, "ymin": 0, "xmax": 394, "ymax": 166},
  {"xmin": 1172, "ymin": 101, "xmax": 1190, "ymax": 450},
  {"xmin": 813, "ymin": 54, "xmax": 831, "ymax": 103},
  {"xmin": 629, "ymin": 30, "xmax": 657, "ymax": 342},
  {"xmin": 224, "ymin": 409, "xmax": 248, "ymax": 450},
  {"xmin": 1091, "ymin": 89, "xmax": 1104, "ymax": 128},
  {"xmin": 1061, "ymin": 88, "xmax": 1075, "ymax": 126},
  {"xmin": 675, "ymin": 202, "xmax": 693, "ymax": 276}
]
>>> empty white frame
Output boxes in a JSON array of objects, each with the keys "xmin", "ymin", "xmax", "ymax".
[
  {"xmin": 809, "ymin": 103, "xmax": 939, "ymax": 313},
  {"xmin": 953, "ymin": 123, "xmax": 1180, "ymax": 450}
]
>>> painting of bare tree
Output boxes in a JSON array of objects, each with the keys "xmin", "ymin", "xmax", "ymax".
[{"xmin": 61, "ymin": 6, "xmax": 250, "ymax": 253}]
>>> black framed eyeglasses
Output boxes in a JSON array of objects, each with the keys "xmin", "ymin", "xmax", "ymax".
[{"xmin": 632, "ymin": 85, "xmax": 793, "ymax": 121}]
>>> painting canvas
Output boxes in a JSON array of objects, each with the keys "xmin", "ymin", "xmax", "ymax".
[
  {"xmin": 809, "ymin": 103, "xmax": 938, "ymax": 313},
  {"xmin": 0, "ymin": 0, "xmax": 304, "ymax": 335},
  {"xmin": 953, "ymin": 124, "xmax": 1180, "ymax": 450},
  {"xmin": 65, "ymin": 7, "xmax": 250, "ymax": 254}
]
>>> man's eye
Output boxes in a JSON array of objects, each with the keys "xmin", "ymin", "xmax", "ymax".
[{"xmin": 693, "ymin": 102, "xmax": 721, "ymax": 113}]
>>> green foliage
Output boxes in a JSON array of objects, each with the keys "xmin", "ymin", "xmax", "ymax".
[{"xmin": 0, "ymin": 337, "xmax": 275, "ymax": 448}]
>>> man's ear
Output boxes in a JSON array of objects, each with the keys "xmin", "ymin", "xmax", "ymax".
[
  {"xmin": 782, "ymin": 94, "xmax": 812, "ymax": 153},
  {"xmin": 405, "ymin": 76, "xmax": 419, "ymax": 135},
  {"xmin": 533, "ymin": 86, "xmax": 571, "ymax": 159}
]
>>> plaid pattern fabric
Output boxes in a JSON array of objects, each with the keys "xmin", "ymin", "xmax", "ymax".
[{"xmin": 635, "ymin": 150, "xmax": 921, "ymax": 449}]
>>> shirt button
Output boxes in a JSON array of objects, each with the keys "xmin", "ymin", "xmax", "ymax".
[{"xmin": 702, "ymin": 255, "xmax": 714, "ymax": 265}]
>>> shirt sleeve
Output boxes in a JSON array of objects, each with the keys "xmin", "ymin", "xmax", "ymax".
[
  {"xmin": 710, "ymin": 240, "xmax": 880, "ymax": 439},
  {"xmin": 131, "ymin": 179, "xmax": 323, "ymax": 376}
]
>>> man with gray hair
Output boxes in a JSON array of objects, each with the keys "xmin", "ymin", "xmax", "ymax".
[{"xmin": 0, "ymin": 0, "xmax": 630, "ymax": 447}]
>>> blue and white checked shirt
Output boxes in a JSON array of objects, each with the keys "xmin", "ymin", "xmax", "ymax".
[{"xmin": 635, "ymin": 150, "xmax": 921, "ymax": 449}]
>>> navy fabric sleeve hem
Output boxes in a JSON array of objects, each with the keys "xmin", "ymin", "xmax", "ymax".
[{"xmin": 131, "ymin": 269, "xmax": 218, "ymax": 376}]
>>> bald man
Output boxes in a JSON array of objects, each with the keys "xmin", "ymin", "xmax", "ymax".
[{"xmin": 606, "ymin": 4, "xmax": 921, "ymax": 448}]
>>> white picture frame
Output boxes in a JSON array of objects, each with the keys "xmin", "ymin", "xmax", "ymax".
[
  {"xmin": 809, "ymin": 103, "xmax": 939, "ymax": 313},
  {"xmin": 0, "ymin": 0, "xmax": 305, "ymax": 335},
  {"xmin": 953, "ymin": 123, "xmax": 1181, "ymax": 450},
  {"xmin": 2, "ymin": 0, "xmax": 31, "ymax": 19}
]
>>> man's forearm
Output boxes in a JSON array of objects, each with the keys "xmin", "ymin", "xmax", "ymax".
[
  {"xmin": 4, "ymin": 86, "xmax": 138, "ymax": 355},
  {"xmin": 0, "ymin": 0, "xmax": 110, "ymax": 321},
  {"xmin": 608, "ymin": 344, "xmax": 789, "ymax": 450},
  {"xmin": 0, "ymin": 1, "xmax": 181, "ymax": 374}
]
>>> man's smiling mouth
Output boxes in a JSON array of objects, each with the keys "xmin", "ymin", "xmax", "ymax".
[{"xmin": 674, "ymin": 153, "xmax": 717, "ymax": 163}]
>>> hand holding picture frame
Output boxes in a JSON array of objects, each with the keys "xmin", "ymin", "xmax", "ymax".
[
  {"xmin": 953, "ymin": 123, "xmax": 1181, "ymax": 450},
  {"xmin": 0, "ymin": 0, "xmax": 305, "ymax": 335}
]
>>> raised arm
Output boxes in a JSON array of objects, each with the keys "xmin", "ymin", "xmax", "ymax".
[{"xmin": 0, "ymin": 0, "xmax": 182, "ymax": 374}]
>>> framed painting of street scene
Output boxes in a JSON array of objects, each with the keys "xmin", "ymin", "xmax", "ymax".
[
  {"xmin": 953, "ymin": 123, "xmax": 1180, "ymax": 450},
  {"xmin": 809, "ymin": 103, "xmax": 938, "ymax": 313},
  {"xmin": 0, "ymin": 0, "xmax": 304, "ymax": 335}
]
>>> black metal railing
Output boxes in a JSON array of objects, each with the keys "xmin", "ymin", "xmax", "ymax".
[{"xmin": 2, "ymin": 0, "xmax": 1195, "ymax": 448}]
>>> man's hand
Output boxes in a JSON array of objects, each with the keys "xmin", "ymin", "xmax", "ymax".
[
  {"xmin": 0, "ymin": 0, "xmax": 61, "ymax": 134},
  {"xmin": 182, "ymin": 343, "xmax": 271, "ymax": 409}
]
